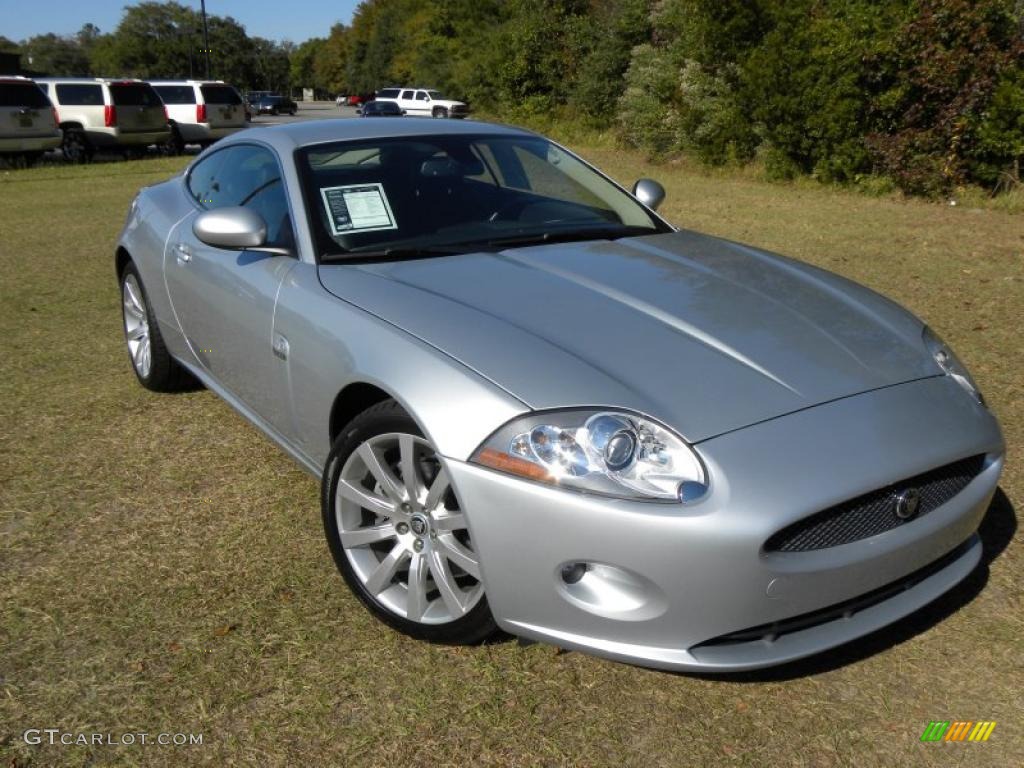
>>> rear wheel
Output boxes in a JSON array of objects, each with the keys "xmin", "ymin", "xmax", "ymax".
[
  {"xmin": 162, "ymin": 125, "xmax": 185, "ymax": 156},
  {"xmin": 120, "ymin": 261, "xmax": 194, "ymax": 392},
  {"xmin": 61, "ymin": 127, "xmax": 93, "ymax": 163},
  {"xmin": 322, "ymin": 400, "xmax": 496, "ymax": 644}
]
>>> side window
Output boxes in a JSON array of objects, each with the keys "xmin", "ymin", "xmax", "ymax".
[
  {"xmin": 400, "ymin": 90, "xmax": 414, "ymax": 100},
  {"xmin": 415, "ymin": 91, "xmax": 428, "ymax": 101},
  {"xmin": 55, "ymin": 84, "xmax": 103, "ymax": 105},
  {"xmin": 154, "ymin": 85, "xmax": 195, "ymax": 104},
  {"xmin": 186, "ymin": 149, "xmax": 232, "ymax": 207},
  {"xmin": 187, "ymin": 145, "xmax": 294, "ymax": 249}
]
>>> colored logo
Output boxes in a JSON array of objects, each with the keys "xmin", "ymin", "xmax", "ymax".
[
  {"xmin": 894, "ymin": 487, "xmax": 921, "ymax": 519},
  {"xmin": 920, "ymin": 721, "xmax": 996, "ymax": 742}
]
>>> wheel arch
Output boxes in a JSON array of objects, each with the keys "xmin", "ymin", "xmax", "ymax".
[
  {"xmin": 328, "ymin": 381, "xmax": 397, "ymax": 445},
  {"xmin": 115, "ymin": 245, "xmax": 132, "ymax": 281}
]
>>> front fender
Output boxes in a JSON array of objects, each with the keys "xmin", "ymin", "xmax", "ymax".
[{"xmin": 275, "ymin": 263, "xmax": 528, "ymax": 467}]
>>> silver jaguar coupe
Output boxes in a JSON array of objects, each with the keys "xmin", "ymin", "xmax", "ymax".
[{"xmin": 116, "ymin": 118, "xmax": 1004, "ymax": 671}]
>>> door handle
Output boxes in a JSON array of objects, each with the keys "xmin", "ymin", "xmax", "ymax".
[
  {"xmin": 272, "ymin": 332, "xmax": 289, "ymax": 360},
  {"xmin": 174, "ymin": 242, "xmax": 192, "ymax": 263}
]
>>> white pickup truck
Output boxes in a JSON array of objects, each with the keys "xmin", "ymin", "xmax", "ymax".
[{"xmin": 374, "ymin": 87, "xmax": 469, "ymax": 119}]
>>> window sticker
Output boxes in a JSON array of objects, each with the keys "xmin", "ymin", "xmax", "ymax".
[{"xmin": 320, "ymin": 183, "xmax": 397, "ymax": 235}]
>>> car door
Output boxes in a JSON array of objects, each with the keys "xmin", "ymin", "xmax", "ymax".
[
  {"xmin": 399, "ymin": 89, "xmax": 420, "ymax": 115},
  {"xmin": 164, "ymin": 143, "xmax": 299, "ymax": 437},
  {"xmin": 412, "ymin": 90, "xmax": 432, "ymax": 116}
]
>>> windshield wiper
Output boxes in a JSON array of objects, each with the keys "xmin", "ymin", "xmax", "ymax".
[
  {"xmin": 330, "ymin": 244, "xmax": 473, "ymax": 262},
  {"xmin": 473, "ymin": 225, "xmax": 655, "ymax": 250}
]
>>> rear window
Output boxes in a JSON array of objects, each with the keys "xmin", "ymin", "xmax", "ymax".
[
  {"xmin": 377, "ymin": 88, "xmax": 400, "ymax": 99},
  {"xmin": 55, "ymin": 84, "xmax": 103, "ymax": 106},
  {"xmin": 110, "ymin": 83, "xmax": 162, "ymax": 107},
  {"xmin": 0, "ymin": 82, "xmax": 51, "ymax": 108},
  {"xmin": 200, "ymin": 85, "xmax": 242, "ymax": 105},
  {"xmin": 154, "ymin": 85, "xmax": 196, "ymax": 104}
]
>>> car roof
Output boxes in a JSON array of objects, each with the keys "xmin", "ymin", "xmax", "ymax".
[
  {"xmin": 219, "ymin": 118, "xmax": 532, "ymax": 153},
  {"xmin": 36, "ymin": 77, "xmax": 150, "ymax": 85},
  {"xmin": 149, "ymin": 80, "xmax": 230, "ymax": 86}
]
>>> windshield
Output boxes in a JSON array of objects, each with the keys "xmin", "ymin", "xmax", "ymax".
[{"xmin": 298, "ymin": 134, "xmax": 668, "ymax": 260}]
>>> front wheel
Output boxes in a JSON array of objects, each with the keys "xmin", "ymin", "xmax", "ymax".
[
  {"xmin": 432, "ymin": 106, "xmax": 449, "ymax": 119},
  {"xmin": 120, "ymin": 262, "xmax": 195, "ymax": 392},
  {"xmin": 322, "ymin": 400, "xmax": 496, "ymax": 644}
]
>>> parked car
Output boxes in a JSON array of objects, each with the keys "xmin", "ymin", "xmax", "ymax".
[
  {"xmin": 0, "ymin": 76, "xmax": 61, "ymax": 165},
  {"xmin": 357, "ymin": 100, "xmax": 404, "ymax": 117},
  {"xmin": 345, "ymin": 94, "xmax": 366, "ymax": 107},
  {"xmin": 38, "ymin": 77, "xmax": 168, "ymax": 162},
  {"xmin": 254, "ymin": 94, "xmax": 297, "ymax": 116},
  {"xmin": 335, "ymin": 94, "xmax": 347, "ymax": 107},
  {"xmin": 150, "ymin": 80, "xmax": 247, "ymax": 154},
  {"xmin": 375, "ymin": 86, "xmax": 468, "ymax": 118},
  {"xmin": 116, "ymin": 120, "xmax": 1003, "ymax": 672}
]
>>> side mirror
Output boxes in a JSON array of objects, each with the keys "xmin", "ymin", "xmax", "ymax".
[
  {"xmin": 632, "ymin": 178, "xmax": 666, "ymax": 211},
  {"xmin": 193, "ymin": 207, "xmax": 290, "ymax": 255}
]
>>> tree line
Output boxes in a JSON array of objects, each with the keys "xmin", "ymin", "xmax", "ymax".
[
  {"xmin": 1, "ymin": 2, "xmax": 292, "ymax": 95},
  {"xmin": 312, "ymin": 0, "xmax": 1023, "ymax": 196},
  {"xmin": 4, "ymin": 0, "xmax": 1022, "ymax": 196}
]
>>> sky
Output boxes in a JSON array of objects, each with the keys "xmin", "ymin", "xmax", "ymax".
[{"xmin": 1, "ymin": 0, "xmax": 361, "ymax": 44}]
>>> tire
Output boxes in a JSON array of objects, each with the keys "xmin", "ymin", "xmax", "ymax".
[
  {"xmin": 120, "ymin": 261, "xmax": 195, "ymax": 392},
  {"xmin": 163, "ymin": 126, "xmax": 185, "ymax": 156},
  {"xmin": 432, "ymin": 106, "xmax": 449, "ymax": 119},
  {"xmin": 290, "ymin": 108, "xmax": 297, "ymax": 116},
  {"xmin": 322, "ymin": 400, "xmax": 496, "ymax": 644},
  {"xmin": 61, "ymin": 127, "xmax": 93, "ymax": 163}
]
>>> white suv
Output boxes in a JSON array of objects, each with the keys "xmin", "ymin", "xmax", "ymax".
[
  {"xmin": 0, "ymin": 77, "xmax": 61, "ymax": 165},
  {"xmin": 38, "ymin": 78, "xmax": 169, "ymax": 162},
  {"xmin": 375, "ymin": 87, "xmax": 469, "ymax": 119},
  {"xmin": 150, "ymin": 80, "xmax": 247, "ymax": 154}
]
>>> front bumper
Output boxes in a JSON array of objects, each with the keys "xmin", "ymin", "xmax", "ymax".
[{"xmin": 446, "ymin": 376, "xmax": 1003, "ymax": 671}]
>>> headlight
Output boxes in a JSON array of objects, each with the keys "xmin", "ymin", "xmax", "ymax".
[
  {"xmin": 470, "ymin": 409, "xmax": 707, "ymax": 502},
  {"xmin": 923, "ymin": 326, "xmax": 984, "ymax": 405}
]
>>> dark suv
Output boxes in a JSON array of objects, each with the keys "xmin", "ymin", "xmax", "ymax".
[{"xmin": 254, "ymin": 94, "xmax": 298, "ymax": 116}]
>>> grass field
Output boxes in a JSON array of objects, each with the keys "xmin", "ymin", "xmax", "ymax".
[{"xmin": 1, "ymin": 149, "xmax": 1022, "ymax": 768}]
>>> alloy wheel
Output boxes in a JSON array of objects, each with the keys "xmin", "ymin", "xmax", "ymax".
[
  {"xmin": 122, "ymin": 273, "xmax": 151, "ymax": 378},
  {"xmin": 335, "ymin": 432, "xmax": 483, "ymax": 624}
]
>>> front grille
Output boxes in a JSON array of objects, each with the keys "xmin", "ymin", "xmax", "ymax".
[
  {"xmin": 765, "ymin": 455, "xmax": 986, "ymax": 552},
  {"xmin": 694, "ymin": 537, "xmax": 975, "ymax": 648}
]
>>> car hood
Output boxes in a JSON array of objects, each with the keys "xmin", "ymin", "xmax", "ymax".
[{"xmin": 317, "ymin": 230, "xmax": 938, "ymax": 442}]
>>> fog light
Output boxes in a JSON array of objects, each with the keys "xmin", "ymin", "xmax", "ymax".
[{"xmin": 560, "ymin": 562, "xmax": 588, "ymax": 584}]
